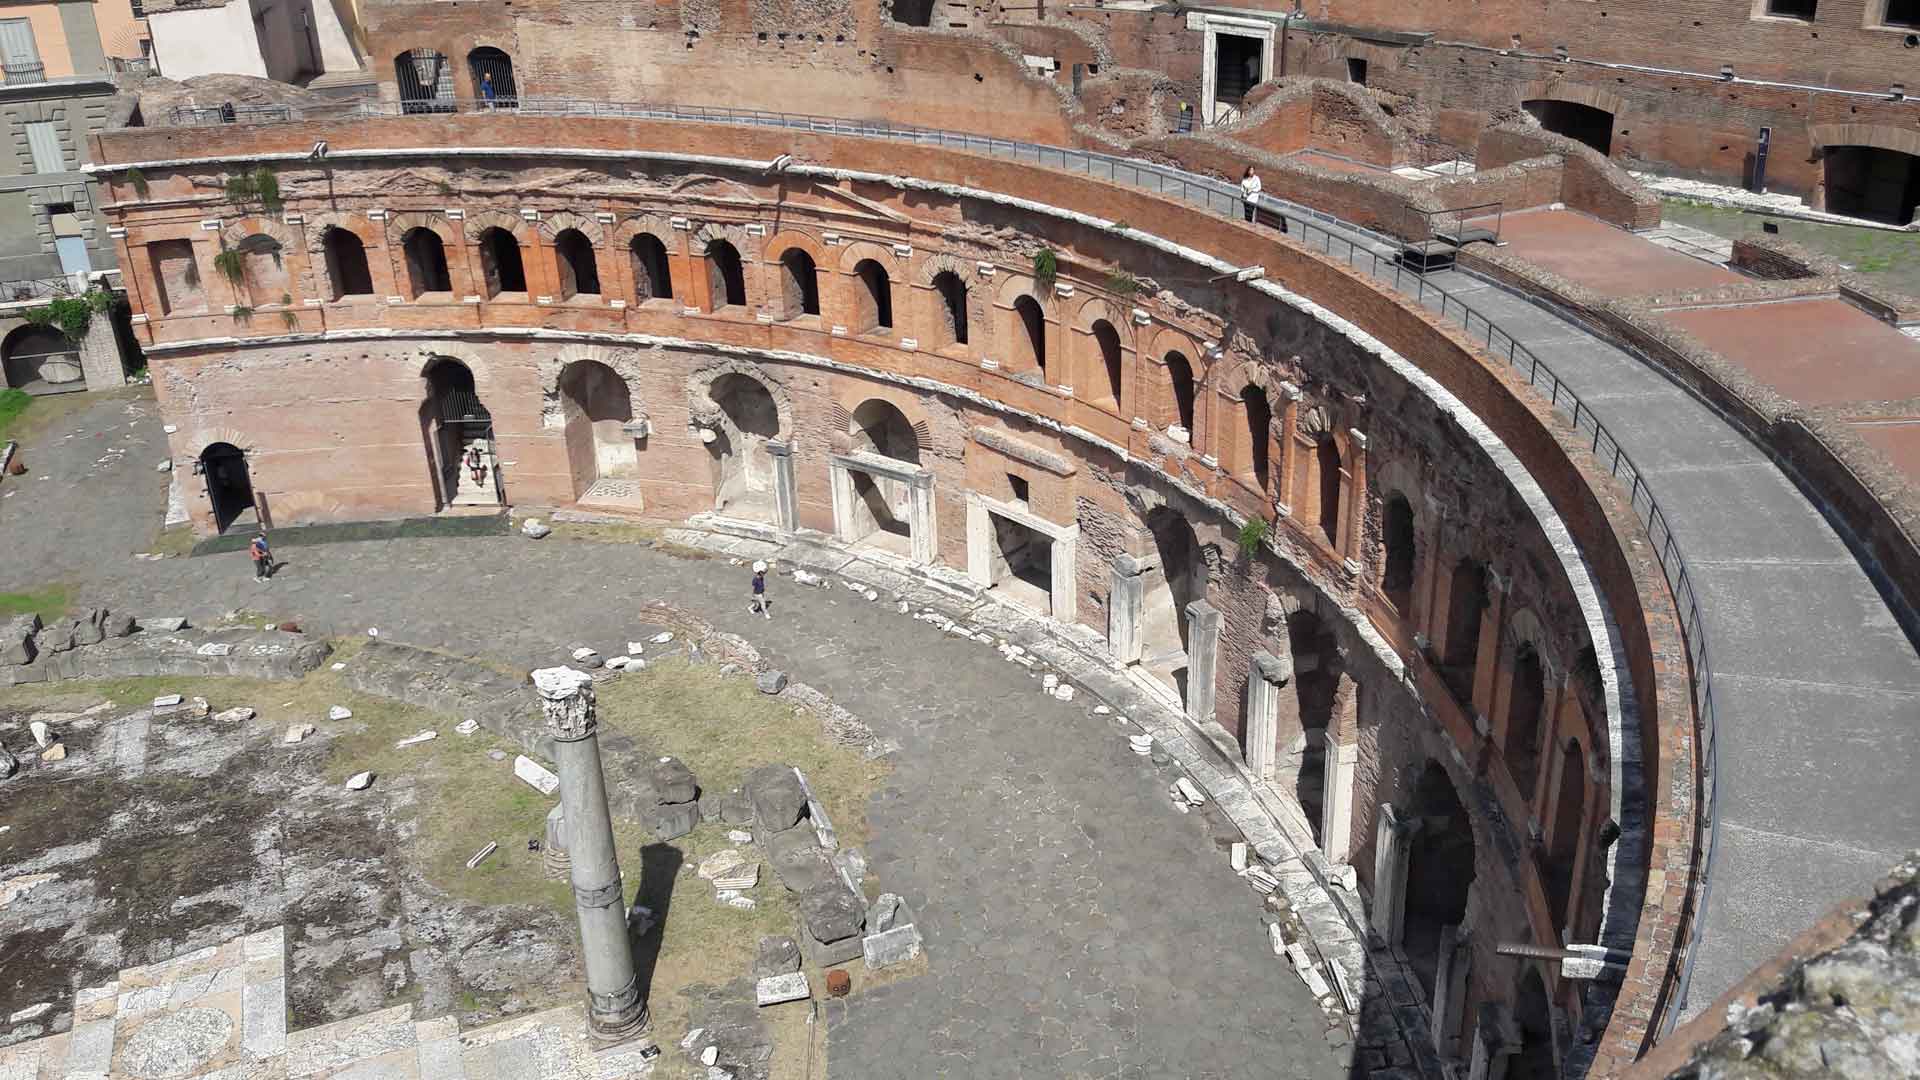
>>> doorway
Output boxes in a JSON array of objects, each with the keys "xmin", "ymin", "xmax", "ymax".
[
  {"xmin": 987, "ymin": 511, "xmax": 1053, "ymax": 613},
  {"xmin": 422, "ymin": 358, "xmax": 500, "ymax": 508},
  {"xmin": 1212, "ymin": 33, "xmax": 1263, "ymax": 122},
  {"xmin": 200, "ymin": 442, "xmax": 255, "ymax": 533},
  {"xmin": 1822, "ymin": 145, "xmax": 1920, "ymax": 226},
  {"xmin": 1523, "ymin": 99, "xmax": 1614, "ymax": 156}
]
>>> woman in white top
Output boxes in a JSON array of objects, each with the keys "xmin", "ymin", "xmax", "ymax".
[{"xmin": 1240, "ymin": 166, "xmax": 1262, "ymax": 222}]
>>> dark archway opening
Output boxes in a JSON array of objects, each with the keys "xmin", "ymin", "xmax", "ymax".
[
  {"xmin": 1823, "ymin": 145, "xmax": 1920, "ymax": 226},
  {"xmin": 706, "ymin": 241, "xmax": 747, "ymax": 310},
  {"xmin": 478, "ymin": 228, "xmax": 526, "ymax": 297},
  {"xmin": 1315, "ymin": 437, "xmax": 1341, "ymax": 546},
  {"xmin": 395, "ymin": 48, "xmax": 453, "ymax": 113},
  {"xmin": 934, "ymin": 270, "xmax": 968, "ymax": 345},
  {"xmin": 467, "ymin": 45, "xmax": 518, "ymax": 107},
  {"xmin": 1505, "ymin": 643, "xmax": 1547, "ymax": 796},
  {"xmin": 1441, "ymin": 559, "xmax": 1486, "ymax": 702},
  {"xmin": 554, "ymin": 229, "xmax": 601, "ymax": 298},
  {"xmin": 1404, "ymin": 760, "xmax": 1476, "ymax": 1000},
  {"xmin": 1166, "ymin": 351, "xmax": 1196, "ymax": 435},
  {"xmin": 1547, "ymin": 739, "xmax": 1587, "ymax": 929},
  {"xmin": 2, "ymin": 325, "xmax": 81, "ymax": 393},
  {"xmin": 1014, "ymin": 295, "xmax": 1047, "ymax": 377},
  {"xmin": 631, "ymin": 234, "xmax": 674, "ymax": 302},
  {"xmin": 422, "ymin": 358, "xmax": 498, "ymax": 508},
  {"xmin": 1092, "ymin": 319, "xmax": 1123, "ymax": 406},
  {"xmin": 1512, "ymin": 969, "xmax": 1557, "ymax": 1079},
  {"xmin": 1140, "ymin": 507, "xmax": 1203, "ymax": 697},
  {"xmin": 848, "ymin": 398, "xmax": 919, "ymax": 548},
  {"xmin": 1243, "ymin": 385, "xmax": 1272, "ymax": 491},
  {"xmin": 854, "ymin": 259, "xmax": 893, "ymax": 333},
  {"xmin": 1523, "ymin": 98, "xmax": 1614, "ymax": 155},
  {"xmin": 200, "ymin": 442, "xmax": 255, "ymax": 534},
  {"xmin": 1289, "ymin": 609, "xmax": 1340, "ymax": 841},
  {"xmin": 558, "ymin": 359, "xmax": 634, "ymax": 500},
  {"xmin": 779, "ymin": 249, "xmax": 820, "ymax": 318},
  {"xmin": 1214, "ymin": 33, "xmax": 1263, "ymax": 108},
  {"xmin": 707, "ymin": 372, "xmax": 780, "ymax": 519},
  {"xmin": 1383, "ymin": 492, "xmax": 1416, "ymax": 612},
  {"xmin": 402, "ymin": 228, "xmax": 451, "ymax": 298},
  {"xmin": 322, "ymin": 228, "xmax": 374, "ymax": 299}
]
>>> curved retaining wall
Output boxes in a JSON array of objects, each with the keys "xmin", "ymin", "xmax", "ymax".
[{"xmin": 89, "ymin": 113, "xmax": 1696, "ymax": 1074}]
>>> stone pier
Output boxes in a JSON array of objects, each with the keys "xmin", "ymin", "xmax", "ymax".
[{"xmin": 533, "ymin": 666, "xmax": 648, "ymax": 1042}]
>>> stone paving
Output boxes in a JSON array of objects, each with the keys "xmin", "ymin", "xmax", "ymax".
[{"xmin": 0, "ymin": 396, "xmax": 1354, "ymax": 1079}]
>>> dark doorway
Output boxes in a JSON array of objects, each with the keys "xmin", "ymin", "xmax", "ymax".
[
  {"xmin": 854, "ymin": 259, "xmax": 893, "ymax": 333},
  {"xmin": 1383, "ymin": 493, "xmax": 1416, "ymax": 612},
  {"xmin": 1504, "ymin": 643, "xmax": 1547, "ymax": 795},
  {"xmin": 630, "ymin": 234, "xmax": 673, "ymax": 302},
  {"xmin": 1403, "ymin": 760, "xmax": 1475, "ymax": 999},
  {"xmin": 1214, "ymin": 34, "xmax": 1263, "ymax": 108},
  {"xmin": 1092, "ymin": 319, "xmax": 1123, "ymax": 406},
  {"xmin": 1288, "ymin": 609, "xmax": 1340, "ymax": 841},
  {"xmin": 1823, "ymin": 145, "xmax": 1920, "ymax": 226},
  {"xmin": 892, "ymin": 0, "xmax": 933, "ymax": 25},
  {"xmin": 1, "ymin": 325, "xmax": 82, "ymax": 393},
  {"xmin": 1441, "ymin": 559, "xmax": 1486, "ymax": 702},
  {"xmin": 1243, "ymin": 385, "xmax": 1272, "ymax": 491},
  {"xmin": 478, "ymin": 228, "xmax": 526, "ymax": 297},
  {"xmin": 423, "ymin": 358, "xmax": 499, "ymax": 508},
  {"xmin": 779, "ymin": 249, "xmax": 820, "ymax": 318},
  {"xmin": 1166, "ymin": 351, "xmax": 1196, "ymax": 433},
  {"xmin": 402, "ymin": 228, "xmax": 451, "ymax": 297},
  {"xmin": 322, "ymin": 228, "xmax": 374, "ymax": 299},
  {"xmin": 1523, "ymin": 99, "xmax": 1614, "ymax": 155},
  {"xmin": 468, "ymin": 46, "xmax": 517, "ymax": 107},
  {"xmin": 1347, "ymin": 57, "xmax": 1368, "ymax": 85},
  {"xmin": 1014, "ymin": 295, "xmax": 1047, "ymax": 376},
  {"xmin": 554, "ymin": 229, "xmax": 601, "ymax": 298},
  {"xmin": 1512, "ymin": 969, "xmax": 1557, "ymax": 1079},
  {"xmin": 706, "ymin": 240, "xmax": 747, "ymax": 310},
  {"xmin": 1315, "ymin": 437, "xmax": 1340, "ymax": 545},
  {"xmin": 200, "ymin": 442, "xmax": 255, "ymax": 533},
  {"xmin": 934, "ymin": 271, "xmax": 968, "ymax": 345},
  {"xmin": 1547, "ymin": 739, "xmax": 1587, "ymax": 929}
]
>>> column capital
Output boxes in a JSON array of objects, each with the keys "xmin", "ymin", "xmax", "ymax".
[
  {"xmin": 533, "ymin": 666, "xmax": 597, "ymax": 742},
  {"xmin": 764, "ymin": 439, "xmax": 793, "ymax": 458}
]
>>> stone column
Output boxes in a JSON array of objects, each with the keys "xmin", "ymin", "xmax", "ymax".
[
  {"xmin": 1340, "ymin": 429, "xmax": 1368, "ymax": 571},
  {"xmin": 1184, "ymin": 599, "xmax": 1223, "ymax": 726},
  {"xmin": 1275, "ymin": 382, "xmax": 1301, "ymax": 516},
  {"xmin": 1432, "ymin": 923, "xmax": 1473, "ymax": 1060},
  {"xmin": 766, "ymin": 440, "xmax": 799, "ymax": 534},
  {"xmin": 1244, "ymin": 650, "xmax": 1291, "ymax": 781},
  {"xmin": 1370, "ymin": 802, "xmax": 1414, "ymax": 946},
  {"xmin": 908, "ymin": 469, "xmax": 937, "ymax": 565},
  {"xmin": 1108, "ymin": 553, "xmax": 1153, "ymax": 664},
  {"xmin": 533, "ymin": 666, "xmax": 647, "ymax": 1042},
  {"xmin": 1047, "ymin": 524, "xmax": 1080, "ymax": 624},
  {"xmin": 1320, "ymin": 671, "xmax": 1359, "ymax": 864},
  {"xmin": 827, "ymin": 458, "xmax": 856, "ymax": 542},
  {"xmin": 964, "ymin": 493, "xmax": 993, "ymax": 589}
]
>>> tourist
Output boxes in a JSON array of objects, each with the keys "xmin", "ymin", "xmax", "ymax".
[
  {"xmin": 250, "ymin": 532, "xmax": 273, "ymax": 581},
  {"xmin": 750, "ymin": 561, "xmax": 771, "ymax": 619},
  {"xmin": 1240, "ymin": 166, "xmax": 1262, "ymax": 223},
  {"xmin": 481, "ymin": 71, "xmax": 496, "ymax": 109},
  {"xmin": 464, "ymin": 444, "xmax": 486, "ymax": 486}
]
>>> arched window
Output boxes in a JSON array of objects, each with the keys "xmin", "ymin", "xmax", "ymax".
[
  {"xmin": 1548, "ymin": 738, "xmax": 1587, "ymax": 927},
  {"xmin": 933, "ymin": 270, "xmax": 968, "ymax": 346},
  {"xmin": 554, "ymin": 229, "xmax": 600, "ymax": 299},
  {"xmin": 1165, "ymin": 351, "xmax": 1196, "ymax": 436},
  {"xmin": 854, "ymin": 259, "xmax": 893, "ymax": 333},
  {"xmin": 1091, "ymin": 319, "xmax": 1123, "ymax": 406},
  {"xmin": 630, "ymin": 234, "xmax": 673, "ymax": 302},
  {"xmin": 706, "ymin": 240, "xmax": 746, "ymax": 310},
  {"xmin": 1316, "ymin": 437, "xmax": 1341, "ymax": 546},
  {"xmin": 1383, "ymin": 493, "xmax": 1416, "ymax": 612},
  {"xmin": 1013, "ymin": 295, "xmax": 1046, "ymax": 377},
  {"xmin": 1441, "ymin": 559, "xmax": 1486, "ymax": 701},
  {"xmin": 321, "ymin": 228, "xmax": 373, "ymax": 300},
  {"xmin": 1242, "ymin": 384, "xmax": 1272, "ymax": 491},
  {"xmin": 477, "ymin": 227, "xmax": 526, "ymax": 297},
  {"xmin": 1505, "ymin": 642, "xmax": 1547, "ymax": 795},
  {"xmin": 395, "ymin": 48, "xmax": 453, "ymax": 113},
  {"xmin": 402, "ymin": 228, "xmax": 451, "ymax": 298},
  {"xmin": 779, "ymin": 249, "xmax": 820, "ymax": 318},
  {"xmin": 231, "ymin": 234, "xmax": 287, "ymax": 307},
  {"xmin": 467, "ymin": 46, "xmax": 517, "ymax": 108}
]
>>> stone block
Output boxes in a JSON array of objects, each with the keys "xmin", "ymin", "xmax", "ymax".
[
  {"xmin": 862, "ymin": 924, "xmax": 924, "ymax": 970},
  {"xmin": 767, "ymin": 828, "xmax": 835, "ymax": 894},
  {"xmin": 0, "ymin": 614, "xmax": 40, "ymax": 666},
  {"xmin": 651, "ymin": 755, "xmax": 698, "ymax": 804},
  {"xmin": 141, "ymin": 617, "xmax": 189, "ymax": 632},
  {"xmin": 753, "ymin": 936, "xmax": 800, "ymax": 978},
  {"xmin": 867, "ymin": 893, "xmax": 908, "ymax": 933},
  {"xmin": 513, "ymin": 755, "xmax": 559, "ymax": 796},
  {"xmin": 745, "ymin": 763, "xmax": 808, "ymax": 832},
  {"xmin": 642, "ymin": 799, "xmax": 701, "ymax": 840},
  {"xmin": 754, "ymin": 972, "xmax": 809, "ymax": 1006},
  {"xmin": 798, "ymin": 882, "xmax": 865, "ymax": 945},
  {"xmin": 755, "ymin": 670, "xmax": 788, "ymax": 694},
  {"xmin": 800, "ymin": 929, "xmax": 865, "ymax": 969}
]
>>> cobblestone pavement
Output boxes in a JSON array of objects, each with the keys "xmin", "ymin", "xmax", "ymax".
[{"xmin": 3, "ymin": 399, "xmax": 1348, "ymax": 1078}]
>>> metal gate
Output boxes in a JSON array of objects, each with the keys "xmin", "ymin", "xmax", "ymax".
[
  {"xmin": 468, "ymin": 47, "xmax": 518, "ymax": 108},
  {"xmin": 396, "ymin": 48, "xmax": 454, "ymax": 113}
]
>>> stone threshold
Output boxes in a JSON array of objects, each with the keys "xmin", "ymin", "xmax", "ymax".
[{"xmin": 661, "ymin": 520, "xmax": 1448, "ymax": 1079}]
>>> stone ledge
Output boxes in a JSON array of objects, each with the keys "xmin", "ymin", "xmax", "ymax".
[
  {"xmin": 335, "ymin": 640, "xmax": 550, "ymax": 759},
  {"xmin": 1, "ymin": 626, "xmax": 330, "ymax": 686}
]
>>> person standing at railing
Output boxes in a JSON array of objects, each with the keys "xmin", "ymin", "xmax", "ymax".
[
  {"xmin": 1240, "ymin": 166, "xmax": 1262, "ymax": 223},
  {"xmin": 482, "ymin": 72, "xmax": 497, "ymax": 109}
]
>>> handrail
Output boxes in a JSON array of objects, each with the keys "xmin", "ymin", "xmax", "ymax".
[{"xmin": 134, "ymin": 93, "xmax": 1718, "ymax": 1031}]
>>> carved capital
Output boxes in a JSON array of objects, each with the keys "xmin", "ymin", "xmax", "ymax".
[{"xmin": 533, "ymin": 666, "xmax": 597, "ymax": 742}]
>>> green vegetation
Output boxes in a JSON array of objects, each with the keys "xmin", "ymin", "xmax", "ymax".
[
  {"xmin": 224, "ymin": 165, "xmax": 282, "ymax": 215},
  {"xmin": 23, "ymin": 290, "xmax": 114, "ymax": 342},
  {"xmin": 1106, "ymin": 270, "xmax": 1140, "ymax": 298},
  {"xmin": 0, "ymin": 583, "xmax": 73, "ymax": 623},
  {"xmin": 1237, "ymin": 516, "xmax": 1269, "ymax": 560},
  {"xmin": 1033, "ymin": 247, "xmax": 1058, "ymax": 292},
  {"xmin": 1660, "ymin": 199, "xmax": 1920, "ymax": 296},
  {"xmin": 212, "ymin": 248, "xmax": 246, "ymax": 286},
  {"xmin": 125, "ymin": 166, "xmax": 149, "ymax": 199},
  {"xmin": 0, "ymin": 388, "xmax": 29, "ymax": 440}
]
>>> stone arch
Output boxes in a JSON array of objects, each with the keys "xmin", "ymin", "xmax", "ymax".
[
  {"xmin": 835, "ymin": 238, "xmax": 902, "ymax": 275},
  {"xmin": 1292, "ymin": 398, "xmax": 1350, "ymax": 544},
  {"xmin": 1, "ymin": 324, "xmax": 79, "ymax": 391},
  {"xmin": 992, "ymin": 272, "xmax": 1058, "ymax": 317},
  {"xmin": 1072, "ymin": 295, "xmax": 1133, "ymax": 408},
  {"xmin": 1519, "ymin": 80, "xmax": 1626, "ymax": 121},
  {"xmin": 688, "ymin": 220, "xmax": 754, "ymax": 255},
  {"xmin": 911, "ymin": 250, "xmax": 973, "ymax": 288},
  {"xmin": 302, "ymin": 212, "xmax": 381, "ymax": 300},
  {"xmin": 684, "ymin": 357, "xmax": 793, "ymax": 440},
  {"xmin": 690, "ymin": 360, "xmax": 787, "ymax": 521},
  {"xmin": 395, "ymin": 221, "xmax": 456, "ymax": 298},
  {"xmin": 1401, "ymin": 758, "xmax": 1477, "ymax": 1001},
  {"xmin": 538, "ymin": 343, "xmax": 648, "ymax": 432},
  {"xmin": 1808, "ymin": 123, "xmax": 1920, "ymax": 158},
  {"xmin": 219, "ymin": 217, "xmax": 298, "ymax": 308},
  {"xmin": 834, "ymin": 391, "xmax": 933, "ymax": 459},
  {"xmin": 1141, "ymin": 324, "xmax": 1204, "ymax": 439},
  {"xmin": 556, "ymin": 358, "xmax": 638, "ymax": 499},
  {"xmin": 462, "ymin": 209, "xmax": 535, "ymax": 245},
  {"xmin": 996, "ymin": 275, "xmax": 1055, "ymax": 379},
  {"xmin": 612, "ymin": 215, "xmax": 679, "ymax": 304},
  {"xmin": 419, "ymin": 354, "xmax": 500, "ymax": 510},
  {"xmin": 219, "ymin": 215, "xmax": 297, "ymax": 251},
  {"xmin": 764, "ymin": 232, "xmax": 826, "ymax": 321},
  {"xmin": 196, "ymin": 439, "xmax": 256, "ymax": 534},
  {"xmin": 536, "ymin": 211, "xmax": 606, "ymax": 246}
]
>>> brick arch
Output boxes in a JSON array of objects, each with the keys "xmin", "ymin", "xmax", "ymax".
[
  {"xmin": 1519, "ymin": 80, "xmax": 1626, "ymax": 119},
  {"xmin": 609, "ymin": 214, "xmax": 678, "ymax": 249},
  {"xmin": 301, "ymin": 211, "xmax": 379, "ymax": 257},
  {"xmin": 463, "ymin": 209, "xmax": 534, "ymax": 244},
  {"xmin": 1808, "ymin": 123, "xmax": 1920, "ymax": 158},
  {"xmin": 762, "ymin": 230, "xmax": 827, "ymax": 264},
  {"xmin": 836, "ymin": 238, "xmax": 901, "ymax": 274},
  {"xmin": 684, "ymin": 356, "xmax": 794, "ymax": 439},
  {"xmin": 536, "ymin": 211, "xmax": 606, "ymax": 245},
  {"xmin": 830, "ymin": 390, "xmax": 936, "ymax": 458},
  {"xmin": 992, "ymin": 272, "xmax": 1056, "ymax": 314},
  {"xmin": 183, "ymin": 425, "xmax": 254, "ymax": 459},
  {"xmin": 689, "ymin": 220, "xmax": 754, "ymax": 255},
  {"xmin": 538, "ymin": 343, "xmax": 649, "ymax": 430},
  {"xmin": 1071, "ymin": 294, "xmax": 1132, "ymax": 336},
  {"xmin": 219, "ymin": 216, "xmax": 297, "ymax": 250},
  {"xmin": 387, "ymin": 211, "xmax": 459, "ymax": 247},
  {"xmin": 912, "ymin": 251, "xmax": 973, "ymax": 287}
]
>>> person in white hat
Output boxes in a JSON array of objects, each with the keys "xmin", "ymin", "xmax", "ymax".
[{"xmin": 749, "ymin": 561, "xmax": 771, "ymax": 620}]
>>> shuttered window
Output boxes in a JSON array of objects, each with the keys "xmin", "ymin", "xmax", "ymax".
[{"xmin": 25, "ymin": 121, "xmax": 64, "ymax": 173}]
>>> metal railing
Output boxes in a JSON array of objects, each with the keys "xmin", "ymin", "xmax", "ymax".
[
  {"xmin": 2, "ymin": 61, "xmax": 46, "ymax": 86},
  {"xmin": 140, "ymin": 94, "xmax": 1720, "ymax": 1026},
  {"xmin": 0, "ymin": 275, "xmax": 82, "ymax": 303}
]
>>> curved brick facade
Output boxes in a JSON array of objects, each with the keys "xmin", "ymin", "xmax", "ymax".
[{"xmin": 91, "ymin": 113, "xmax": 1697, "ymax": 1077}]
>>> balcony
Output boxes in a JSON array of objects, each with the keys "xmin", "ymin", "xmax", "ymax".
[{"xmin": 2, "ymin": 61, "xmax": 46, "ymax": 86}]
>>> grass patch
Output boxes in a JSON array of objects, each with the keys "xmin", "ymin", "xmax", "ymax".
[
  {"xmin": 1660, "ymin": 199, "xmax": 1920, "ymax": 296},
  {"xmin": 146, "ymin": 523, "xmax": 199, "ymax": 559},
  {"xmin": 0, "ymin": 385, "xmax": 151, "ymax": 449},
  {"xmin": 0, "ymin": 582, "xmax": 73, "ymax": 623},
  {"xmin": 0, "ymin": 389, "xmax": 28, "ymax": 441}
]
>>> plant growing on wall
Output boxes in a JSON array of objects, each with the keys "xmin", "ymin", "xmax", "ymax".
[
  {"xmin": 125, "ymin": 167, "xmax": 149, "ymax": 200},
  {"xmin": 23, "ymin": 290, "xmax": 114, "ymax": 342},
  {"xmin": 1237, "ymin": 517, "xmax": 1269, "ymax": 561},
  {"xmin": 1107, "ymin": 270, "xmax": 1139, "ymax": 298},
  {"xmin": 212, "ymin": 247, "xmax": 246, "ymax": 287},
  {"xmin": 224, "ymin": 166, "xmax": 282, "ymax": 215},
  {"xmin": 1032, "ymin": 248, "xmax": 1058, "ymax": 292},
  {"xmin": 230, "ymin": 305, "xmax": 254, "ymax": 323}
]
